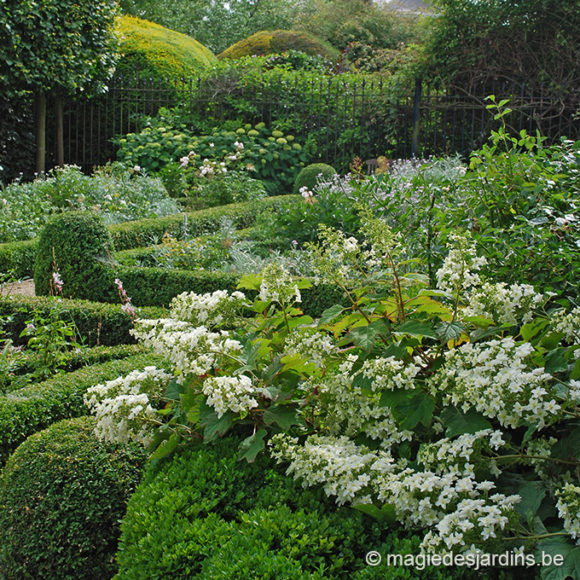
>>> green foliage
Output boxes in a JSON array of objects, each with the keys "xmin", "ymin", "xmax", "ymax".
[
  {"xmin": 219, "ymin": 29, "xmax": 340, "ymax": 61},
  {"xmin": 0, "ymin": 294, "xmax": 165, "ymax": 347},
  {"xmin": 425, "ymin": 0, "xmax": 580, "ymax": 103},
  {"xmin": 34, "ymin": 212, "xmax": 116, "ymax": 301},
  {"xmin": 294, "ymin": 162, "xmax": 337, "ymax": 193},
  {"xmin": 115, "ymin": 15, "xmax": 216, "ymax": 81},
  {"xmin": 0, "ymin": 416, "xmax": 148, "ymax": 580},
  {"xmin": 0, "ymin": 164, "xmax": 179, "ymax": 243},
  {"xmin": 0, "ymin": 352, "xmax": 162, "ymax": 465},
  {"xmin": 0, "ymin": 239, "xmax": 37, "ymax": 279},
  {"xmin": 0, "ymin": 0, "xmax": 119, "ymax": 95},
  {"xmin": 116, "ymin": 438, "xmax": 464, "ymax": 579}
]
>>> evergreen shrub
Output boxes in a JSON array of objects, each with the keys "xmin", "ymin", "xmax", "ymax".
[{"xmin": 0, "ymin": 416, "xmax": 147, "ymax": 580}]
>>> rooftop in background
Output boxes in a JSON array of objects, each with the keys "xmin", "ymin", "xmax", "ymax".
[{"xmin": 379, "ymin": 0, "xmax": 433, "ymax": 13}]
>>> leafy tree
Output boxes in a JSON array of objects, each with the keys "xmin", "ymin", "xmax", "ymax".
[
  {"xmin": 424, "ymin": 0, "xmax": 580, "ymax": 106},
  {"xmin": 0, "ymin": 0, "xmax": 120, "ymax": 173}
]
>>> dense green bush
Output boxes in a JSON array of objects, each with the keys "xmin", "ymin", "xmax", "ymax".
[
  {"xmin": 0, "ymin": 164, "xmax": 179, "ymax": 243},
  {"xmin": 115, "ymin": 15, "xmax": 216, "ymax": 81},
  {"xmin": 34, "ymin": 211, "xmax": 117, "ymax": 301},
  {"xmin": 117, "ymin": 438, "xmax": 466, "ymax": 579},
  {"xmin": 0, "ymin": 294, "xmax": 165, "ymax": 347},
  {"xmin": 0, "ymin": 416, "xmax": 148, "ymax": 580},
  {"xmin": 0, "ymin": 352, "xmax": 162, "ymax": 464},
  {"xmin": 0, "ymin": 239, "xmax": 36, "ymax": 278},
  {"xmin": 294, "ymin": 162, "xmax": 337, "ymax": 193},
  {"xmin": 218, "ymin": 29, "xmax": 340, "ymax": 61}
]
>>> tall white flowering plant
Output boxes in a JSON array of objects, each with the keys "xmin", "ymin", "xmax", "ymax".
[{"xmin": 85, "ymin": 212, "xmax": 580, "ymax": 573}]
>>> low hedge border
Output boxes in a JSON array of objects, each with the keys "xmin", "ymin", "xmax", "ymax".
[
  {"xmin": 0, "ymin": 196, "xmax": 299, "ymax": 278},
  {"xmin": 0, "ymin": 352, "xmax": 163, "ymax": 466},
  {"xmin": 1, "ymin": 344, "xmax": 143, "ymax": 395},
  {"xmin": 116, "ymin": 266, "xmax": 344, "ymax": 316},
  {"xmin": 108, "ymin": 195, "xmax": 297, "ymax": 251},
  {"xmin": 0, "ymin": 294, "xmax": 166, "ymax": 347}
]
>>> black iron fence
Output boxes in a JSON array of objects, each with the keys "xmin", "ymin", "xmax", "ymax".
[{"xmin": 26, "ymin": 75, "xmax": 580, "ymax": 175}]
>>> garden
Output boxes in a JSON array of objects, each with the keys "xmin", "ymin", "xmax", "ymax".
[{"xmin": 1, "ymin": 1, "xmax": 579, "ymax": 579}]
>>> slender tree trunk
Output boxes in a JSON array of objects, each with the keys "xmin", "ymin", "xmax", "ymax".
[
  {"xmin": 55, "ymin": 96, "xmax": 64, "ymax": 167},
  {"xmin": 35, "ymin": 92, "xmax": 46, "ymax": 174}
]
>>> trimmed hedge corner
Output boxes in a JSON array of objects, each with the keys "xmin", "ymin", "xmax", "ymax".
[
  {"xmin": 0, "ymin": 416, "xmax": 148, "ymax": 580},
  {"xmin": 0, "ymin": 352, "xmax": 163, "ymax": 465}
]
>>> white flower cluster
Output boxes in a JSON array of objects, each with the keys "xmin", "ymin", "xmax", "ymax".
[
  {"xmin": 270, "ymin": 433, "xmax": 520, "ymax": 552},
  {"xmin": 433, "ymin": 337, "xmax": 559, "ymax": 429},
  {"xmin": 421, "ymin": 494, "xmax": 520, "ymax": 552},
  {"xmin": 299, "ymin": 185, "xmax": 313, "ymax": 200},
  {"xmin": 283, "ymin": 326, "xmax": 336, "ymax": 367},
  {"xmin": 269, "ymin": 434, "xmax": 395, "ymax": 506},
  {"xmin": 464, "ymin": 282, "xmax": 545, "ymax": 325},
  {"xmin": 556, "ymin": 483, "xmax": 580, "ymax": 543},
  {"xmin": 132, "ymin": 318, "xmax": 243, "ymax": 382},
  {"xmin": 309, "ymin": 354, "xmax": 413, "ymax": 447},
  {"xmin": 552, "ymin": 306, "xmax": 580, "ymax": 344},
  {"xmin": 84, "ymin": 366, "xmax": 172, "ymax": 445},
  {"xmin": 436, "ymin": 233, "xmax": 487, "ymax": 295},
  {"xmin": 202, "ymin": 375, "xmax": 259, "ymax": 418},
  {"xmin": 259, "ymin": 262, "xmax": 301, "ymax": 305},
  {"xmin": 362, "ymin": 356, "xmax": 421, "ymax": 391},
  {"xmin": 170, "ymin": 290, "xmax": 247, "ymax": 328},
  {"xmin": 417, "ymin": 430, "xmax": 506, "ymax": 477}
]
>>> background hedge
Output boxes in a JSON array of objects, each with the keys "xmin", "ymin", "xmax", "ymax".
[{"xmin": 0, "ymin": 416, "xmax": 148, "ymax": 580}]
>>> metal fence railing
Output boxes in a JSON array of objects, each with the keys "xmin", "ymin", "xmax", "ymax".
[{"xmin": 40, "ymin": 75, "xmax": 580, "ymax": 173}]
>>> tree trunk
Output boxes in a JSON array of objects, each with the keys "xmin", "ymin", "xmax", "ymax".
[
  {"xmin": 55, "ymin": 96, "xmax": 64, "ymax": 167},
  {"xmin": 35, "ymin": 92, "xmax": 46, "ymax": 174}
]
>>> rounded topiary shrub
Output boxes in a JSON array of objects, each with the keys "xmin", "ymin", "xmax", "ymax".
[
  {"xmin": 116, "ymin": 15, "xmax": 217, "ymax": 82},
  {"xmin": 293, "ymin": 162, "xmax": 337, "ymax": 193},
  {"xmin": 0, "ymin": 416, "xmax": 148, "ymax": 580},
  {"xmin": 218, "ymin": 29, "xmax": 340, "ymax": 61},
  {"xmin": 34, "ymin": 211, "xmax": 116, "ymax": 301},
  {"xmin": 115, "ymin": 438, "xmax": 471, "ymax": 579}
]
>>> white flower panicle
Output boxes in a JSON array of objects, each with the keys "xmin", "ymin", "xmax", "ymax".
[
  {"xmin": 436, "ymin": 232, "xmax": 487, "ymax": 295},
  {"xmin": 259, "ymin": 262, "xmax": 301, "ymax": 304},
  {"xmin": 556, "ymin": 484, "xmax": 580, "ymax": 543},
  {"xmin": 132, "ymin": 318, "xmax": 243, "ymax": 382},
  {"xmin": 552, "ymin": 307, "xmax": 580, "ymax": 344},
  {"xmin": 362, "ymin": 356, "xmax": 421, "ymax": 391},
  {"xmin": 84, "ymin": 366, "xmax": 172, "ymax": 445},
  {"xmin": 283, "ymin": 326, "xmax": 336, "ymax": 366},
  {"xmin": 433, "ymin": 337, "xmax": 559, "ymax": 429},
  {"xmin": 464, "ymin": 282, "xmax": 545, "ymax": 325},
  {"xmin": 170, "ymin": 289, "xmax": 247, "ymax": 328},
  {"xmin": 202, "ymin": 375, "xmax": 259, "ymax": 418}
]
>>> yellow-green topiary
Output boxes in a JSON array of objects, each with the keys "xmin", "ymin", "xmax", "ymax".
[
  {"xmin": 116, "ymin": 15, "xmax": 217, "ymax": 81},
  {"xmin": 218, "ymin": 30, "xmax": 340, "ymax": 61}
]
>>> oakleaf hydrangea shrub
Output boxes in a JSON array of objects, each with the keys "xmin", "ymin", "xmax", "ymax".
[{"xmin": 86, "ymin": 212, "xmax": 580, "ymax": 576}]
